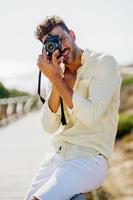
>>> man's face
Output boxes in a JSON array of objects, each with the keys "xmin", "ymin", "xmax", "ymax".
[{"xmin": 42, "ymin": 26, "xmax": 77, "ymax": 66}]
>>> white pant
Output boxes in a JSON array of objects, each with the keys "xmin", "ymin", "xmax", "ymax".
[{"xmin": 24, "ymin": 153, "xmax": 108, "ymax": 200}]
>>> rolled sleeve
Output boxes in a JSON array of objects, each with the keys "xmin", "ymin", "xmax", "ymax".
[{"xmin": 41, "ymin": 95, "xmax": 61, "ymax": 134}]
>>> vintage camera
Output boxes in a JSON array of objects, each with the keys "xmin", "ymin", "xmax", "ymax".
[
  {"xmin": 44, "ymin": 34, "xmax": 62, "ymax": 58},
  {"xmin": 38, "ymin": 33, "xmax": 67, "ymax": 125}
]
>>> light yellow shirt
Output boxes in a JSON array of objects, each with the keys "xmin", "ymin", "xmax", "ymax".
[{"xmin": 40, "ymin": 49, "xmax": 122, "ymax": 164}]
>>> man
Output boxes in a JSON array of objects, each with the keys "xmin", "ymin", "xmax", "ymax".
[{"xmin": 24, "ymin": 15, "xmax": 122, "ymax": 200}]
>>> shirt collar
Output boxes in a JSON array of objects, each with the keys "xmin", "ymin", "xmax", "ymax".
[{"xmin": 76, "ymin": 49, "xmax": 92, "ymax": 76}]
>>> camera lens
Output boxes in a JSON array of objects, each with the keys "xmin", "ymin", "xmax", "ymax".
[{"xmin": 46, "ymin": 42, "xmax": 56, "ymax": 53}]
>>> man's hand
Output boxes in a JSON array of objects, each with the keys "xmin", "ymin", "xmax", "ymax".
[
  {"xmin": 37, "ymin": 50, "xmax": 64, "ymax": 81},
  {"xmin": 37, "ymin": 50, "xmax": 77, "ymax": 108}
]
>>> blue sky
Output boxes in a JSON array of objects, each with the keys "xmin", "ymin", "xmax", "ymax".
[{"xmin": 0, "ymin": 0, "xmax": 133, "ymax": 78}]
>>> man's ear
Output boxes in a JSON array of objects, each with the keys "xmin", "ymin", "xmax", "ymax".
[{"xmin": 69, "ymin": 30, "xmax": 76, "ymax": 41}]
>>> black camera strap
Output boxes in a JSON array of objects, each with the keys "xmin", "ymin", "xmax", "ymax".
[
  {"xmin": 60, "ymin": 97, "xmax": 67, "ymax": 125},
  {"xmin": 37, "ymin": 70, "xmax": 67, "ymax": 125},
  {"xmin": 38, "ymin": 71, "xmax": 45, "ymax": 104}
]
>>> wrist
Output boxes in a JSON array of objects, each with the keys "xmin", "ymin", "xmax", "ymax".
[
  {"xmin": 51, "ymin": 75, "xmax": 62, "ymax": 85},
  {"xmin": 52, "ymin": 85, "xmax": 60, "ymax": 97}
]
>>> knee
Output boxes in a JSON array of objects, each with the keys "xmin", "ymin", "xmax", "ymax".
[{"xmin": 31, "ymin": 196, "xmax": 40, "ymax": 200}]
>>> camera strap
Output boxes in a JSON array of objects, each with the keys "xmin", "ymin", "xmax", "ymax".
[
  {"xmin": 38, "ymin": 71, "xmax": 45, "ymax": 104},
  {"xmin": 60, "ymin": 97, "xmax": 67, "ymax": 125},
  {"xmin": 37, "ymin": 70, "xmax": 67, "ymax": 125}
]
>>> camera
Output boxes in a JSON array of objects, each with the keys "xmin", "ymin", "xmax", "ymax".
[
  {"xmin": 44, "ymin": 34, "xmax": 62, "ymax": 58},
  {"xmin": 38, "ymin": 33, "xmax": 67, "ymax": 125}
]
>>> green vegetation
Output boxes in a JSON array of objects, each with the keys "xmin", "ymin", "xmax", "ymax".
[
  {"xmin": 30, "ymin": 98, "xmax": 38, "ymax": 109},
  {"xmin": 117, "ymin": 113, "xmax": 133, "ymax": 139},
  {"xmin": 0, "ymin": 82, "xmax": 29, "ymax": 98},
  {"xmin": 122, "ymin": 75, "xmax": 133, "ymax": 87},
  {"xmin": 117, "ymin": 74, "xmax": 133, "ymax": 139},
  {"xmin": 8, "ymin": 89, "xmax": 29, "ymax": 97},
  {"xmin": 0, "ymin": 83, "xmax": 9, "ymax": 98}
]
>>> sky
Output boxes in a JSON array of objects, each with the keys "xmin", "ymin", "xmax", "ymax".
[{"xmin": 0, "ymin": 0, "xmax": 133, "ymax": 79}]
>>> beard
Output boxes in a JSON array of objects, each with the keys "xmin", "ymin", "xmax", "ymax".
[{"xmin": 63, "ymin": 46, "xmax": 77, "ymax": 66}]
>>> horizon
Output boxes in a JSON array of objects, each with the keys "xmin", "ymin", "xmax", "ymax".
[{"xmin": 0, "ymin": 0, "xmax": 133, "ymax": 79}]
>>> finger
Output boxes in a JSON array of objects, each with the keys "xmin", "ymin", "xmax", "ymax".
[
  {"xmin": 52, "ymin": 50, "xmax": 60, "ymax": 65},
  {"xmin": 37, "ymin": 54, "xmax": 46, "ymax": 69},
  {"xmin": 37, "ymin": 55, "xmax": 42, "ymax": 66},
  {"xmin": 37, "ymin": 60, "xmax": 42, "ymax": 70},
  {"xmin": 52, "ymin": 49, "xmax": 60, "ymax": 57},
  {"xmin": 42, "ymin": 51, "xmax": 47, "ymax": 59},
  {"xmin": 58, "ymin": 56, "xmax": 64, "ymax": 64},
  {"xmin": 42, "ymin": 45, "xmax": 45, "ymax": 54},
  {"xmin": 42, "ymin": 52, "xmax": 49, "ymax": 63}
]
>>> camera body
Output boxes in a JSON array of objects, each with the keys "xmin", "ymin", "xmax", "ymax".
[{"xmin": 44, "ymin": 34, "xmax": 61, "ymax": 58}]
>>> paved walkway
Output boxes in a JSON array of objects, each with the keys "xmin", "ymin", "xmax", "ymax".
[{"xmin": 0, "ymin": 110, "xmax": 51, "ymax": 200}]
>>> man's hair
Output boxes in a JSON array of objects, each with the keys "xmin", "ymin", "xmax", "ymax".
[{"xmin": 35, "ymin": 15, "xmax": 70, "ymax": 42}]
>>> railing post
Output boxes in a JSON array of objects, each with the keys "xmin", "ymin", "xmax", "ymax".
[
  {"xmin": 0, "ymin": 95, "xmax": 41, "ymax": 127},
  {"xmin": 0, "ymin": 104, "xmax": 8, "ymax": 119}
]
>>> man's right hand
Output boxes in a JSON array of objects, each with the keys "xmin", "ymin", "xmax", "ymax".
[{"xmin": 37, "ymin": 50, "xmax": 64, "ymax": 82}]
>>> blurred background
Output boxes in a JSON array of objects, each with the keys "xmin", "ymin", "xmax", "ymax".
[{"xmin": 0, "ymin": 0, "xmax": 133, "ymax": 199}]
